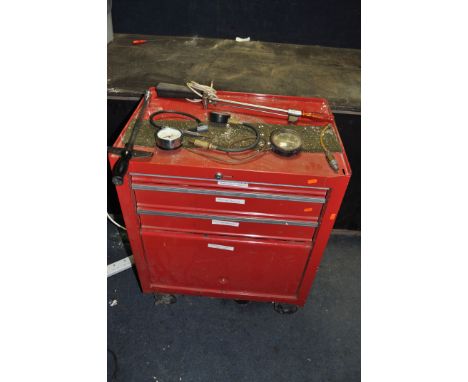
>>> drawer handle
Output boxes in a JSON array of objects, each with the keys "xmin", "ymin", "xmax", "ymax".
[
  {"xmin": 215, "ymin": 197, "xmax": 245, "ymax": 205},
  {"xmin": 211, "ymin": 219, "xmax": 239, "ymax": 227},
  {"xmin": 208, "ymin": 243, "xmax": 234, "ymax": 251},
  {"xmin": 130, "ymin": 172, "xmax": 330, "ymax": 191},
  {"xmin": 137, "ymin": 209, "xmax": 319, "ymax": 228},
  {"xmin": 132, "ymin": 184, "xmax": 326, "ymax": 203},
  {"xmin": 217, "ymin": 180, "xmax": 249, "ymax": 188}
]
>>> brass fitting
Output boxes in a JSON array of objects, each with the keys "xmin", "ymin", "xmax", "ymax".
[
  {"xmin": 325, "ymin": 151, "xmax": 339, "ymax": 173},
  {"xmin": 192, "ymin": 139, "xmax": 217, "ymax": 150}
]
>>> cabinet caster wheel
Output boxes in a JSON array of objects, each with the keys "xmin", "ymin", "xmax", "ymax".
[
  {"xmin": 234, "ymin": 299, "xmax": 250, "ymax": 305},
  {"xmin": 154, "ymin": 293, "xmax": 177, "ymax": 305},
  {"xmin": 273, "ymin": 302, "xmax": 298, "ymax": 314}
]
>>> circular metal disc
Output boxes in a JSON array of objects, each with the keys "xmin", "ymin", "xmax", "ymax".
[
  {"xmin": 157, "ymin": 127, "xmax": 182, "ymax": 141},
  {"xmin": 270, "ymin": 129, "xmax": 303, "ymax": 156},
  {"xmin": 156, "ymin": 127, "xmax": 182, "ymax": 150}
]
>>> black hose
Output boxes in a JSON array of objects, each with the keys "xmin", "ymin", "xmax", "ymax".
[
  {"xmin": 149, "ymin": 110, "xmax": 201, "ymax": 131},
  {"xmin": 107, "ymin": 349, "xmax": 118, "ymax": 380},
  {"xmin": 214, "ymin": 123, "xmax": 260, "ymax": 152},
  {"xmin": 150, "ymin": 111, "xmax": 260, "ymax": 153}
]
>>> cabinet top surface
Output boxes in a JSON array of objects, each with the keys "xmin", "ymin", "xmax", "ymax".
[{"xmin": 112, "ymin": 88, "xmax": 351, "ymax": 179}]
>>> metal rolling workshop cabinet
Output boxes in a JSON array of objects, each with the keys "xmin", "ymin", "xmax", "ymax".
[{"xmin": 109, "ymin": 87, "xmax": 351, "ymax": 309}]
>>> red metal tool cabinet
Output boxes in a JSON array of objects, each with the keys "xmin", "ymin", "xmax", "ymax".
[{"xmin": 109, "ymin": 87, "xmax": 351, "ymax": 308}]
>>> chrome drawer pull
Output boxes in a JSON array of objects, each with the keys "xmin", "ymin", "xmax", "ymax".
[
  {"xmin": 137, "ymin": 209, "xmax": 318, "ymax": 228},
  {"xmin": 208, "ymin": 243, "xmax": 234, "ymax": 251},
  {"xmin": 211, "ymin": 219, "xmax": 239, "ymax": 227},
  {"xmin": 132, "ymin": 184, "xmax": 326, "ymax": 204},
  {"xmin": 130, "ymin": 172, "xmax": 330, "ymax": 191},
  {"xmin": 215, "ymin": 197, "xmax": 245, "ymax": 205}
]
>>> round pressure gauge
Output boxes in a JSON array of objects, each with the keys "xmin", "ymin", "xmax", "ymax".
[
  {"xmin": 155, "ymin": 127, "xmax": 182, "ymax": 150},
  {"xmin": 270, "ymin": 129, "xmax": 303, "ymax": 156}
]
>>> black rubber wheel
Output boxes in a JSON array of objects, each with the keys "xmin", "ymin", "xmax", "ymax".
[
  {"xmin": 154, "ymin": 293, "xmax": 177, "ymax": 305},
  {"xmin": 273, "ymin": 302, "xmax": 298, "ymax": 314},
  {"xmin": 234, "ymin": 299, "xmax": 250, "ymax": 305}
]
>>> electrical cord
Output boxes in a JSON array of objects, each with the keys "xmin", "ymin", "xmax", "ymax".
[
  {"xmin": 107, "ymin": 349, "xmax": 118, "ymax": 381},
  {"xmin": 107, "ymin": 212, "xmax": 126, "ymax": 231}
]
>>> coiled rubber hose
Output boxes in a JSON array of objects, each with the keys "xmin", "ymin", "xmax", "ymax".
[
  {"xmin": 149, "ymin": 110, "xmax": 260, "ymax": 153},
  {"xmin": 149, "ymin": 110, "xmax": 201, "ymax": 131}
]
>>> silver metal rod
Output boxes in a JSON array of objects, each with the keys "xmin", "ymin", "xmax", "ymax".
[
  {"xmin": 211, "ymin": 96, "xmax": 301, "ymax": 117},
  {"xmin": 215, "ymin": 102, "xmax": 287, "ymax": 117}
]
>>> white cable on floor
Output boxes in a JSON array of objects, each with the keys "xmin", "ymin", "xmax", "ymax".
[{"xmin": 107, "ymin": 212, "xmax": 127, "ymax": 230}]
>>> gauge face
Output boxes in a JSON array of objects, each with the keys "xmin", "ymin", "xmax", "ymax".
[
  {"xmin": 270, "ymin": 130, "xmax": 302, "ymax": 155},
  {"xmin": 157, "ymin": 127, "xmax": 181, "ymax": 141}
]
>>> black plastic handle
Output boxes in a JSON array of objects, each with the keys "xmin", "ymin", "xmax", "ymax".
[
  {"xmin": 112, "ymin": 150, "xmax": 131, "ymax": 185},
  {"xmin": 156, "ymin": 82, "xmax": 200, "ymax": 99}
]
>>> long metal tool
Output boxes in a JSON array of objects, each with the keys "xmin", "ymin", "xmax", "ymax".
[
  {"xmin": 155, "ymin": 82, "xmax": 333, "ymax": 122},
  {"xmin": 108, "ymin": 90, "xmax": 153, "ymax": 185},
  {"xmin": 202, "ymin": 94, "xmax": 300, "ymax": 116},
  {"xmin": 211, "ymin": 97, "xmax": 331, "ymax": 122}
]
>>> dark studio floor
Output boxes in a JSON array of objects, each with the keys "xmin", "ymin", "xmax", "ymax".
[{"xmin": 107, "ymin": 221, "xmax": 361, "ymax": 382}]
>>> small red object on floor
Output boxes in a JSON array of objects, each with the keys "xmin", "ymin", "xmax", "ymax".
[
  {"xmin": 109, "ymin": 88, "xmax": 351, "ymax": 308},
  {"xmin": 132, "ymin": 39, "xmax": 147, "ymax": 45}
]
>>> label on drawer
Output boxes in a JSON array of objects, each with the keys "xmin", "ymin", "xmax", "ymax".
[
  {"xmin": 211, "ymin": 219, "xmax": 239, "ymax": 227},
  {"xmin": 215, "ymin": 197, "xmax": 245, "ymax": 205},
  {"xmin": 217, "ymin": 180, "xmax": 249, "ymax": 188},
  {"xmin": 208, "ymin": 243, "xmax": 234, "ymax": 251}
]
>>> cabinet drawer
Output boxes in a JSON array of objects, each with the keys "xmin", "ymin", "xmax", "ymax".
[
  {"xmin": 131, "ymin": 172, "xmax": 329, "ymax": 195},
  {"xmin": 141, "ymin": 230, "xmax": 311, "ymax": 297},
  {"xmin": 138, "ymin": 208, "xmax": 317, "ymax": 241},
  {"xmin": 133, "ymin": 184, "xmax": 326, "ymax": 220}
]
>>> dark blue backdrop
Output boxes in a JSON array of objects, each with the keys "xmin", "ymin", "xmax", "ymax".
[{"xmin": 111, "ymin": 0, "xmax": 361, "ymax": 49}]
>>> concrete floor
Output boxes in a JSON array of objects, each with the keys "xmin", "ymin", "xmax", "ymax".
[{"xmin": 107, "ymin": 221, "xmax": 360, "ymax": 382}]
